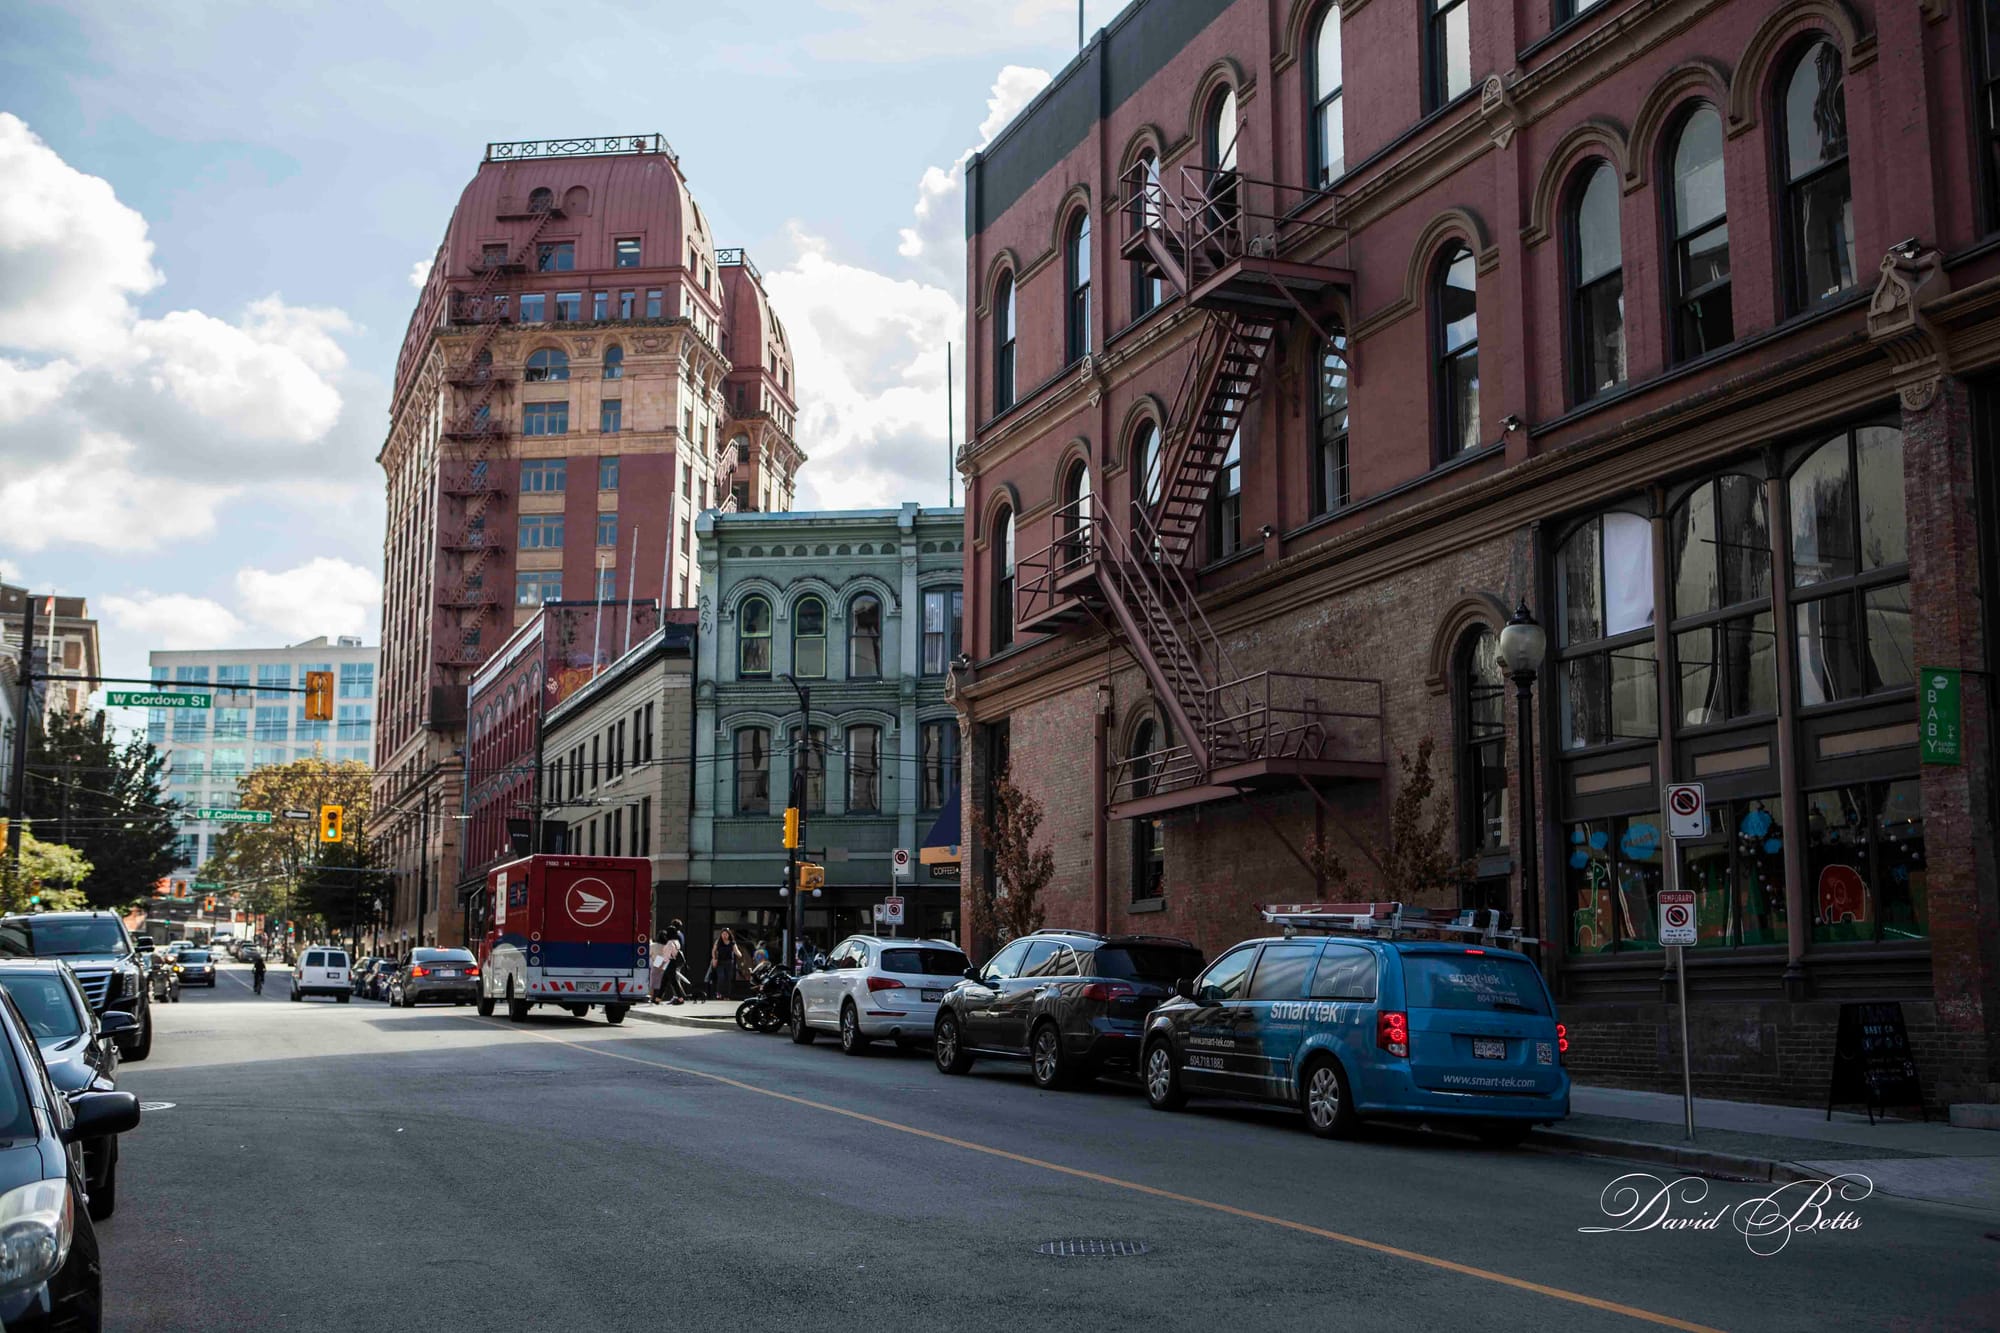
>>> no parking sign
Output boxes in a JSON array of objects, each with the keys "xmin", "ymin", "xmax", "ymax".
[
  {"xmin": 1658, "ymin": 889, "xmax": 1697, "ymax": 947},
  {"xmin": 1665, "ymin": 782, "xmax": 1706, "ymax": 839}
]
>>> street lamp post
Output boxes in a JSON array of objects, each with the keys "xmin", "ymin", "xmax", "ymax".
[
  {"xmin": 1497, "ymin": 600, "xmax": 1548, "ymax": 959},
  {"xmin": 780, "ymin": 673, "xmax": 811, "ymax": 965}
]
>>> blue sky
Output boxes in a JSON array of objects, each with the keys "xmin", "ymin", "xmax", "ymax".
[{"xmin": 0, "ymin": 0, "xmax": 1126, "ymax": 723}]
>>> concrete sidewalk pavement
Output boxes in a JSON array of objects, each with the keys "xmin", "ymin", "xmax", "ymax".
[
  {"xmin": 1535, "ymin": 1084, "xmax": 2000, "ymax": 1213},
  {"xmin": 627, "ymin": 998, "xmax": 743, "ymax": 1031}
]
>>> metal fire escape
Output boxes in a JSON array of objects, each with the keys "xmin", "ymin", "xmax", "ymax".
[
  {"xmin": 1013, "ymin": 159, "xmax": 1382, "ymax": 819},
  {"xmin": 432, "ymin": 199, "xmax": 566, "ymax": 676}
]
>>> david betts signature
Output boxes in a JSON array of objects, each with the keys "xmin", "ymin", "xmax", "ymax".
[{"xmin": 1579, "ymin": 1173, "xmax": 1875, "ymax": 1256}]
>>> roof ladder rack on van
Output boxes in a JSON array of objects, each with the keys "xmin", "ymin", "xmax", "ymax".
[{"xmin": 1257, "ymin": 902, "xmax": 1537, "ymax": 948}]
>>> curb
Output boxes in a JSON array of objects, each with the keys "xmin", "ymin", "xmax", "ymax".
[
  {"xmin": 1528, "ymin": 1129, "xmax": 1830, "ymax": 1185},
  {"xmin": 626, "ymin": 1006, "xmax": 740, "ymax": 1033}
]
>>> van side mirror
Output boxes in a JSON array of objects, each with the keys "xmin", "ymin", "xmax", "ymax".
[{"xmin": 1173, "ymin": 978, "xmax": 1194, "ymax": 1000}]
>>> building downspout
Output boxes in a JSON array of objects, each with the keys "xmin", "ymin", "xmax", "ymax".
[{"xmin": 1093, "ymin": 681, "xmax": 1110, "ymax": 935}]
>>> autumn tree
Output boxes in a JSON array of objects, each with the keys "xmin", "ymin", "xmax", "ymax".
[
  {"xmin": 1301, "ymin": 736, "xmax": 1468, "ymax": 901},
  {"xmin": 205, "ymin": 756, "xmax": 377, "ymax": 924},
  {"xmin": 970, "ymin": 772, "xmax": 1054, "ymax": 948}
]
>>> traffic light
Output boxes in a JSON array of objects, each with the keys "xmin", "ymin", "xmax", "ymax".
[
  {"xmin": 202, "ymin": 895, "xmax": 216, "ymax": 912},
  {"xmin": 319, "ymin": 804, "xmax": 345, "ymax": 844},
  {"xmin": 798, "ymin": 862, "xmax": 825, "ymax": 892},
  {"xmin": 304, "ymin": 671, "xmax": 334, "ymax": 722},
  {"xmin": 782, "ymin": 807, "xmax": 800, "ymax": 849}
]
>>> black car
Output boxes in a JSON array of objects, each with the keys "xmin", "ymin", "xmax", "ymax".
[
  {"xmin": 176, "ymin": 950, "xmax": 218, "ymax": 988},
  {"xmin": 0, "ymin": 962, "xmax": 135, "ymax": 1220},
  {"xmin": 934, "ymin": 930, "xmax": 1205, "ymax": 1088},
  {"xmin": 0, "ymin": 977, "xmax": 140, "ymax": 1332},
  {"xmin": 0, "ymin": 915, "xmax": 152, "ymax": 1063}
]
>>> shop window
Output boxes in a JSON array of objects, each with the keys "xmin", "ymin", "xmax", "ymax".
[
  {"xmin": 1564, "ymin": 812, "xmax": 1666, "ymax": 952},
  {"xmin": 1556, "ymin": 511, "xmax": 1658, "ymax": 748},
  {"xmin": 1313, "ymin": 336, "xmax": 1350, "ymax": 516},
  {"xmin": 1458, "ymin": 629, "xmax": 1507, "ymax": 855},
  {"xmin": 1434, "ymin": 245, "xmax": 1480, "ymax": 458},
  {"xmin": 1567, "ymin": 161, "xmax": 1625, "ymax": 402},
  {"xmin": 1671, "ymin": 474, "xmax": 1775, "ymax": 726},
  {"xmin": 1789, "ymin": 427, "xmax": 1911, "ymax": 704},
  {"xmin": 1310, "ymin": 5, "xmax": 1345, "ymax": 187},
  {"xmin": 850, "ymin": 594, "xmax": 883, "ymax": 678},
  {"xmin": 793, "ymin": 597, "xmax": 826, "ymax": 678},
  {"xmin": 1668, "ymin": 104, "xmax": 1732, "ymax": 360},
  {"xmin": 1779, "ymin": 40, "xmax": 1857, "ymax": 311},
  {"xmin": 739, "ymin": 596, "xmax": 773, "ymax": 677},
  {"xmin": 735, "ymin": 728, "xmax": 770, "ymax": 814},
  {"xmin": 1676, "ymin": 797, "xmax": 1789, "ymax": 948},
  {"xmin": 1804, "ymin": 780, "xmax": 1926, "ymax": 942}
]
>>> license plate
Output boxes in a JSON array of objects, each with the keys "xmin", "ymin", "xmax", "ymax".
[
  {"xmin": 920, "ymin": 989, "xmax": 944, "ymax": 1003},
  {"xmin": 1473, "ymin": 1037, "xmax": 1507, "ymax": 1060},
  {"xmin": 437, "ymin": 969, "xmax": 458, "ymax": 977}
]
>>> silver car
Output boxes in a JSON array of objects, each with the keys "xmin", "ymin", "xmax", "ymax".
[{"xmin": 388, "ymin": 948, "xmax": 480, "ymax": 1007}]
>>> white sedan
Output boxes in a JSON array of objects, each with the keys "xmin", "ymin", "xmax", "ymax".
[{"xmin": 790, "ymin": 935, "xmax": 969, "ymax": 1055}]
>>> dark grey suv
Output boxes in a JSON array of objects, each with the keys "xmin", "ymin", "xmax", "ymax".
[
  {"xmin": 0, "ymin": 913, "xmax": 153, "ymax": 1062},
  {"xmin": 934, "ymin": 930, "xmax": 1204, "ymax": 1089}
]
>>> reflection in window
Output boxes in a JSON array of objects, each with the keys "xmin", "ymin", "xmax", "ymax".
[
  {"xmin": 1564, "ymin": 813, "xmax": 1665, "ymax": 952},
  {"xmin": 1129, "ymin": 152, "xmax": 1167, "ymax": 318},
  {"xmin": 921, "ymin": 720, "xmax": 959, "ymax": 811},
  {"xmin": 922, "ymin": 589, "xmax": 963, "ymax": 674},
  {"xmin": 1804, "ymin": 781, "xmax": 1926, "ymax": 942},
  {"xmin": 1065, "ymin": 211, "xmax": 1092, "ymax": 365},
  {"xmin": 1780, "ymin": 41, "xmax": 1856, "ymax": 310},
  {"xmin": 1427, "ymin": 0, "xmax": 1472, "ymax": 110},
  {"xmin": 1311, "ymin": 6, "xmax": 1344, "ymax": 186},
  {"xmin": 1460, "ymin": 631, "xmax": 1507, "ymax": 855},
  {"xmin": 1671, "ymin": 475, "xmax": 1775, "ymax": 726},
  {"xmin": 738, "ymin": 596, "xmax": 773, "ymax": 677},
  {"xmin": 849, "ymin": 594, "xmax": 883, "ymax": 678},
  {"xmin": 525, "ymin": 348, "xmax": 569, "ymax": 382},
  {"xmin": 994, "ymin": 273, "xmax": 1017, "ymax": 414},
  {"xmin": 790, "ymin": 725, "xmax": 828, "ymax": 813},
  {"xmin": 793, "ymin": 597, "xmax": 826, "ymax": 678},
  {"xmin": 847, "ymin": 725, "xmax": 881, "ymax": 813},
  {"xmin": 1208, "ymin": 428, "xmax": 1242, "ymax": 562},
  {"xmin": 1669, "ymin": 105, "xmax": 1732, "ymax": 360},
  {"xmin": 994, "ymin": 509, "xmax": 1016, "ymax": 651},
  {"xmin": 1129, "ymin": 718, "xmax": 1165, "ymax": 901},
  {"xmin": 1435, "ymin": 246, "xmax": 1480, "ymax": 456},
  {"xmin": 1676, "ymin": 799, "xmax": 1788, "ymax": 948},
  {"xmin": 735, "ymin": 728, "xmax": 770, "ymax": 814},
  {"xmin": 603, "ymin": 345, "xmax": 623, "ymax": 379},
  {"xmin": 1557, "ymin": 512, "xmax": 1658, "ymax": 748},
  {"xmin": 1568, "ymin": 162, "xmax": 1625, "ymax": 401},
  {"xmin": 1313, "ymin": 336, "xmax": 1350, "ymax": 516},
  {"xmin": 1790, "ymin": 428, "xmax": 1911, "ymax": 704}
]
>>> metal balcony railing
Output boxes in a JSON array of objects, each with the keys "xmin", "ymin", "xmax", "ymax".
[{"xmin": 484, "ymin": 134, "xmax": 675, "ymax": 162}]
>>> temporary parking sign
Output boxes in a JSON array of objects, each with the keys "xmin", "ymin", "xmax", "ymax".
[
  {"xmin": 1658, "ymin": 889, "xmax": 1697, "ymax": 947},
  {"xmin": 1665, "ymin": 782, "xmax": 1706, "ymax": 839}
]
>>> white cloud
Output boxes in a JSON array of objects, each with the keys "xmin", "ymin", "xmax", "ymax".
[
  {"xmin": 234, "ymin": 558, "xmax": 381, "ymax": 642},
  {"xmin": 0, "ymin": 558, "xmax": 21, "ymax": 584},
  {"xmin": 898, "ymin": 65, "xmax": 1051, "ymax": 288},
  {"xmin": 0, "ymin": 115, "xmax": 359, "ymax": 554},
  {"xmin": 408, "ymin": 256, "xmax": 432, "ymax": 289},
  {"xmin": 99, "ymin": 592, "xmax": 246, "ymax": 651}
]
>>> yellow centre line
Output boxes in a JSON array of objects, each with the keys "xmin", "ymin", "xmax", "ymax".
[{"xmin": 486, "ymin": 1018, "xmax": 1724, "ymax": 1333}]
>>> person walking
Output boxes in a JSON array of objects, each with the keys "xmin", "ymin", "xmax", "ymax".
[
  {"xmin": 709, "ymin": 928, "xmax": 744, "ymax": 1001},
  {"xmin": 648, "ymin": 932, "xmax": 672, "ymax": 1003},
  {"xmin": 663, "ymin": 919, "xmax": 691, "ymax": 1003}
]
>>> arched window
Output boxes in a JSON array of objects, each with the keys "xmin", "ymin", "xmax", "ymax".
[
  {"xmin": 1208, "ymin": 427, "xmax": 1242, "ymax": 562},
  {"xmin": 1779, "ymin": 40, "xmax": 1856, "ymax": 311},
  {"xmin": 993, "ymin": 507, "xmax": 1016, "ymax": 651},
  {"xmin": 1671, "ymin": 474, "xmax": 1774, "ymax": 726},
  {"xmin": 1205, "ymin": 86, "xmax": 1240, "ymax": 225},
  {"xmin": 738, "ymin": 596, "xmax": 773, "ymax": 677},
  {"xmin": 1063, "ymin": 458, "xmax": 1093, "ymax": 563},
  {"xmin": 1310, "ymin": 6, "xmax": 1345, "ymax": 187},
  {"xmin": 1434, "ymin": 245, "xmax": 1480, "ymax": 457},
  {"xmin": 846, "ymin": 725, "xmax": 882, "ymax": 813},
  {"xmin": 1313, "ymin": 335, "xmax": 1350, "ymax": 516},
  {"xmin": 793, "ymin": 596, "xmax": 827, "ymax": 678},
  {"xmin": 1065, "ymin": 210, "xmax": 1092, "ymax": 364},
  {"xmin": 1130, "ymin": 153, "xmax": 1165, "ymax": 318},
  {"xmin": 734, "ymin": 727, "xmax": 770, "ymax": 814},
  {"xmin": 850, "ymin": 594, "xmax": 883, "ymax": 678},
  {"xmin": 1133, "ymin": 420, "xmax": 1163, "ymax": 527},
  {"xmin": 1129, "ymin": 718, "xmax": 1165, "ymax": 901},
  {"xmin": 994, "ymin": 272, "xmax": 1017, "ymax": 414},
  {"xmin": 1790, "ymin": 426, "xmax": 1910, "ymax": 704},
  {"xmin": 1427, "ymin": 0, "xmax": 1472, "ymax": 111},
  {"xmin": 1567, "ymin": 161, "xmax": 1625, "ymax": 402},
  {"xmin": 525, "ymin": 348, "xmax": 569, "ymax": 382},
  {"xmin": 1458, "ymin": 630, "xmax": 1507, "ymax": 855},
  {"xmin": 528, "ymin": 187, "xmax": 554, "ymax": 213},
  {"xmin": 1668, "ymin": 104, "xmax": 1731, "ymax": 361},
  {"xmin": 1555, "ymin": 511, "xmax": 1658, "ymax": 749},
  {"xmin": 603, "ymin": 344, "xmax": 623, "ymax": 380}
]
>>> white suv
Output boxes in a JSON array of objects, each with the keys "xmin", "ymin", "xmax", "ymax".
[
  {"xmin": 789, "ymin": 936, "xmax": 968, "ymax": 1055},
  {"xmin": 291, "ymin": 947, "xmax": 352, "ymax": 1003}
]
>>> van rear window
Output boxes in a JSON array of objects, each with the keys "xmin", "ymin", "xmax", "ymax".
[
  {"xmin": 1400, "ymin": 953, "xmax": 1549, "ymax": 1015},
  {"xmin": 326, "ymin": 952, "xmax": 349, "ymax": 968},
  {"xmin": 304, "ymin": 951, "xmax": 325, "ymax": 968}
]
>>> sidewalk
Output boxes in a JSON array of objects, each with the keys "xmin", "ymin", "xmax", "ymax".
[
  {"xmin": 1534, "ymin": 1085, "xmax": 2000, "ymax": 1212},
  {"xmin": 626, "ymin": 999, "xmax": 742, "ymax": 1032}
]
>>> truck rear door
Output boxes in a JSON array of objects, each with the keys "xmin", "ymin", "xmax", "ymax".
[{"xmin": 535, "ymin": 861, "xmax": 647, "ymax": 977}]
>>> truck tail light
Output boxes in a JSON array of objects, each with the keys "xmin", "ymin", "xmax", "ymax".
[
  {"xmin": 1377, "ymin": 1010, "xmax": 1409, "ymax": 1059},
  {"xmin": 866, "ymin": 976, "xmax": 905, "ymax": 993},
  {"xmin": 1080, "ymin": 982, "xmax": 1134, "ymax": 1003}
]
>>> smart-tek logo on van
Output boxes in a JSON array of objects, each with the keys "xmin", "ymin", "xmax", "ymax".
[{"xmin": 564, "ymin": 879, "xmax": 615, "ymax": 928}]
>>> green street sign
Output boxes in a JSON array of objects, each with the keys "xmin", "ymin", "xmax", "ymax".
[
  {"xmin": 192, "ymin": 808, "xmax": 273, "ymax": 824},
  {"xmin": 1920, "ymin": 667, "xmax": 1962, "ymax": 765},
  {"xmin": 105, "ymin": 691, "xmax": 212, "ymax": 709},
  {"xmin": 192, "ymin": 881, "xmax": 223, "ymax": 890}
]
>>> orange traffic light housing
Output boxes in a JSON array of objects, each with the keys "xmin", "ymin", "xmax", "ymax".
[
  {"xmin": 304, "ymin": 671, "xmax": 334, "ymax": 722},
  {"xmin": 782, "ymin": 807, "xmax": 800, "ymax": 849},
  {"xmin": 319, "ymin": 804, "xmax": 344, "ymax": 844}
]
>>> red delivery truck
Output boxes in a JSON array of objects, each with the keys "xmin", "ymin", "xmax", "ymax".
[{"xmin": 473, "ymin": 855, "xmax": 653, "ymax": 1024}]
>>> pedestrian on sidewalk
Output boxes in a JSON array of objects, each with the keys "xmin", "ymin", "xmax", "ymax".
[
  {"xmin": 648, "ymin": 932, "xmax": 672, "ymax": 1003},
  {"xmin": 664, "ymin": 919, "xmax": 690, "ymax": 1004},
  {"xmin": 709, "ymin": 928, "xmax": 744, "ymax": 1001}
]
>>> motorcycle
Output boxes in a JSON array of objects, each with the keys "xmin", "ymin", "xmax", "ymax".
[{"xmin": 735, "ymin": 962, "xmax": 796, "ymax": 1034}]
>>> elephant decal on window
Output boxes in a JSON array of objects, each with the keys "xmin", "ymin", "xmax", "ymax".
[{"xmin": 1816, "ymin": 864, "xmax": 1869, "ymax": 925}]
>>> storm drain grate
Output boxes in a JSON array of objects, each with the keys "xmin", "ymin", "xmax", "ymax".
[{"xmin": 1036, "ymin": 1238, "xmax": 1151, "ymax": 1259}]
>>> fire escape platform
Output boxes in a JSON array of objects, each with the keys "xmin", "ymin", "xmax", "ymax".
[
  {"xmin": 1187, "ymin": 256, "xmax": 1354, "ymax": 318},
  {"xmin": 1107, "ymin": 757, "xmax": 1386, "ymax": 821}
]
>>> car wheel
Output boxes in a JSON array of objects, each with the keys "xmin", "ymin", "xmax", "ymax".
[
  {"xmin": 87, "ymin": 1142, "xmax": 118, "ymax": 1222},
  {"xmin": 124, "ymin": 1008, "xmax": 153, "ymax": 1064},
  {"xmin": 1143, "ymin": 1040, "xmax": 1185, "ymax": 1112},
  {"xmin": 1030, "ymin": 1021, "xmax": 1073, "ymax": 1090},
  {"xmin": 290, "ymin": 986, "xmax": 301, "ymax": 1002},
  {"xmin": 337, "ymin": 991, "xmax": 351, "ymax": 1004},
  {"xmin": 506, "ymin": 981, "xmax": 529, "ymax": 1023},
  {"xmin": 838, "ymin": 1002, "xmax": 870, "ymax": 1056},
  {"xmin": 933, "ymin": 1010, "xmax": 972, "ymax": 1075},
  {"xmin": 1475, "ymin": 1120, "xmax": 1533, "ymax": 1148},
  {"xmin": 789, "ymin": 994, "xmax": 815, "ymax": 1045},
  {"xmin": 1301, "ymin": 1056, "xmax": 1358, "ymax": 1140},
  {"xmin": 476, "ymin": 992, "xmax": 495, "ymax": 1017}
]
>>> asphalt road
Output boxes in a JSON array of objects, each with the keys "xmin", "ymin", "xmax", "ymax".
[{"xmin": 100, "ymin": 963, "xmax": 2000, "ymax": 1332}]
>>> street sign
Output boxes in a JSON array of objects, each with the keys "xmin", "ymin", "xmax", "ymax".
[
  {"xmin": 282, "ymin": 809, "xmax": 312, "ymax": 821},
  {"xmin": 1665, "ymin": 783, "xmax": 1706, "ymax": 839},
  {"xmin": 193, "ymin": 809, "xmax": 273, "ymax": 824},
  {"xmin": 192, "ymin": 881, "xmax": 222, "ymax": 890},
  {"xmin": 1920, "ymin": 667, "xmax": 1962, "ymax": 765},
  {"xmin": 882, "ymin": 896, "xmax": 906, "ymax": 926},
  {"xmin": 1658, "ymin": 888, "xmax": 1697, "ymax": 946},
  {"xmin": 891, "ymin": 847, "xmax": 913, "ymax": 882},
  {"xmin": 106, "ymin": 691, "xmax": 211, "ymax": 709}
]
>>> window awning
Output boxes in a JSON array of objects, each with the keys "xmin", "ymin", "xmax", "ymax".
[{"xmin": 920, "ymin": 789, "xmax": 960, "ymax": 865}]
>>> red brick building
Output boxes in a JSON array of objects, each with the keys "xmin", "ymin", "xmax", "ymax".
[
  {"xmin": 375, "ymin": 134, "xmax": 800, "ymax": 947},
  {"xmin": 954, "ymin": 0, "xmax": 2000, "ymax": 1106}
]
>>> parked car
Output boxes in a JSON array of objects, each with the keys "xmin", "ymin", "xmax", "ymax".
[
  {"xmin": 175, "ymin": 950, "xmax": 218, "ymax": 989},
  {"xmin": 789, "ymin": 936, "xmax": 969, "ymax": 1055},
  {"xmin": 289, "ymin": 948, "xmax": 351, "ymax": 1003},
  {"xmin": 0, "ymin": 962, "xmax": 135, "ymax": 1220},
  {"xmin": 1140, "ymin": 932, "xmax": 1570, "ymax": 1144},
  {"xmin": 0, "ymin": 977, "xmax": 140, "ymax": 1331},
  {"xmin": 388, "ymin": 948, "xmax": 480, "ymax": 1008},
  {"xmin": 933, "ymin": 930, "xmax": 1205, "ymax": 1088},
  {"xmin": 0, "ymin": 913, "xmax": 153, "ymax": 1063},
  {"xmin": 238, "ymin": 946, "xmax": 263, "ymax": 965}
]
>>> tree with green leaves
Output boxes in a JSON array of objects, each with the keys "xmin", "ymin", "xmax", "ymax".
[
  {"xmin": 0, "ymin": 831, "xmax": 93, "ymax": 914},
  {"xmin": 21, "ymin": 711, "xmax": 180, "ymax": 909},
  {"xmin": 205, "ymin": 756, "xmax": 377, "ymax": 932}
]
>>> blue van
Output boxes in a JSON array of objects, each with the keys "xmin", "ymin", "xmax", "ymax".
[{"xmin": 1140, "ymin": 928, "xmax": 1569, "ymax": 1144}]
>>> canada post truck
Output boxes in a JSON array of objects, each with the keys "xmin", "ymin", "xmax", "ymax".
[{"xmin": 475, "ymin": 855, "xmax": 652, "ymax": 1024}]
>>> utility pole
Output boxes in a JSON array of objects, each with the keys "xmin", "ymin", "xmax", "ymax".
[
  {"xmin": 782, "ymin": 674, "xmax": 811, "ymax": 963},
  {"xmin": 5, "ymin": 595, "xmax": 37, "ymax": 871}
]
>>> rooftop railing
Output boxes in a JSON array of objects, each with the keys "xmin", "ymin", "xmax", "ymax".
[{"xmin": 484, "ymin": 134, "xmax": 675, "ymax": 163}]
